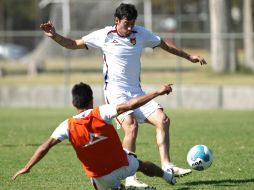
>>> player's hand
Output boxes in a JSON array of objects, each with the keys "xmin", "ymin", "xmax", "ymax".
[
  {"xmin": 40, "ymin": 20, "xmax": 56, "ymax": 37},
  {"xmin": 189, "ymin": 55, "xmax": 207, "ymax": 65},
  {"xmin": 12, "ymin": 167, "xmax": 30, "ymax": 180},
  {"xmin": 157, "ymin": 84, "xmax": 173, "ymax": 95}
]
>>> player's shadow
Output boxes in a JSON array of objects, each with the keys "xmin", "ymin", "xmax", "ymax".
[{"xmin": 178, "ymin": 178, "xmax": 254, "ymax": 189}]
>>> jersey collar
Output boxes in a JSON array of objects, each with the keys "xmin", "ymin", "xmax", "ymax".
[{"xmin": 108, "ymin": 25, "xmax": 137, "ymax": 38}]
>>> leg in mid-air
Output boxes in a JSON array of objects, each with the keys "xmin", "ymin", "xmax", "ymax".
[{"xmin": 146, "ymin": 108, "xmax": 192, "ymax": 177}]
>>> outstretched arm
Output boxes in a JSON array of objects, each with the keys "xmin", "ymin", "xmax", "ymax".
[
  {"xmin": 40, "ymin": 20, "xmax": 86, "ymax": 50},
  {"xmin": 116, "ymin": 84, "xmax": 172, "ymax": 115},
  {"xmin": 159, "ymin": 39, "xmax": 207, "ymax": 65},
  {"xmin": 12, "ymin": 137, "xmax": 60, "ymax": 180}
]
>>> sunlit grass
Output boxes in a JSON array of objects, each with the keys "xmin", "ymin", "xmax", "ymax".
[{"xmin": 1, "ymin": 108, "xmax": 254, "ymax": 190}]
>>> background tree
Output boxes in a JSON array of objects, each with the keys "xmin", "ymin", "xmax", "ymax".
[
  {"xmin": 209, "ymin": 0, "xmax": 230, "ymax": 73},
  {"xmin": 243, "ymin": 0, "xmax": 254, "ymax": 71},
  {"xmin": 0, "ymin": 0, "xmax": 40, "ymax": 48}
]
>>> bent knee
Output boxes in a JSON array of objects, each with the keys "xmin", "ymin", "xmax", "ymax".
[
  {"xmin": 122, "ymin": 116, "xmax": 139, "ymax": 135},
  {"xmin": 148, "ymin": 110, "xmax": 170, "ymax": 127},
  {"xmin": 163, "ymin": 115, "xmax": 170, "ymax": 126},
  {"xmin": 158, "ymin": 114, "xmax": 170, "ymax": 128}
]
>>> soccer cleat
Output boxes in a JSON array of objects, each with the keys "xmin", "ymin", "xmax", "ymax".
[
  {"xmin": 163, "ymin": 164, "xmax": 192, "ymax": 177},
  {"xmin": 125, "ymin": 175, "xmax": 156, "ymax": 190},
  {"xmin": 172, "ymin": 166, "xmax": 192, "ymax": 177},
  {"xmin": 163, "ymin": 168, "xmax": 176, "ymax": 185}
]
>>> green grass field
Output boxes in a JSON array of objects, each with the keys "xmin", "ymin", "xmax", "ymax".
[{"xmin": 1, "ymin": 108, "xmax": 254, "ymax": 190}]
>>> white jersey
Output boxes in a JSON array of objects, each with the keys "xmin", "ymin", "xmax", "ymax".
[{"xmin": 82, "ymin": 25, "xmax": 161, "ymax": 89}]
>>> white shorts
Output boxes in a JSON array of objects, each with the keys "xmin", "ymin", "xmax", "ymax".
[
  {"xmin": 104, "ymin": 87, "xmax": 161, "ymax": 126},
  {"xmin": 92, "ymin": 152, "xmax": 139, "ymax": 189}
]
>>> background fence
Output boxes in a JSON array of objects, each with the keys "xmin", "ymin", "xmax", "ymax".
[{"xmin": 0, "ymin": 0, "xmax": 253, "ymax": 108}]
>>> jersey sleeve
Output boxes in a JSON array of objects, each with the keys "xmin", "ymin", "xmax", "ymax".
[
  {"xmin": 82, "ymin": 28, "xmax": 106, "ymax": 49},
  {"xmin": 142, "ymin": 27, "xmax": 161, "ymax": 48},
  {"xmin": 51, "ymin": 120, "xmax": 69, "ymax": 141},
  {"xmin": 99, "ymin": 104, "xmax": 118, "ymax": 123}
]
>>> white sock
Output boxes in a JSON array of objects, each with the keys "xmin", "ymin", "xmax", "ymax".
[
  {"xmin": 162, "ymin": 162, "xmax": 174, "ymax": 170},
  {"xmin": 126, "ymin": 174, "xmax": 135, "ymax": 181}
]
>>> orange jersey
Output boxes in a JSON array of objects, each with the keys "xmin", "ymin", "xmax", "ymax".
[{"xmin": 67, "ymin": 107, "xmax": 128, "ymax": 178}]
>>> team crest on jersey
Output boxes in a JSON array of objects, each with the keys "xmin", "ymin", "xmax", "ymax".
[{"xmin": 130, "ymin": 37, "xmax": 136, "ymax": 45}]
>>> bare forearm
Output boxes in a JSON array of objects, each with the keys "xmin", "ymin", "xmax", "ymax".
[
  {"xmin": 51, "ymin": 33, "xmax": 77, "ymax": 49},
  {"xmin": 129, "ymin": 92, "xmax": 159, "ymax": 109},
  {"xmin": 12, "ymin": 138, "xmax": 59, "ymax": 180},
  {"xmin": 117, "ymin": 92, "xmax": 159, "ymax": 114},
  {"xmin": 116, "ymin": 84, "xmax": 172, "ymax": 115},
  {"xmin": 24, "ymin": 143, "xmax": 50, "ymax": 171},
  {"xmin": 24, "ymin": 137, "xmax": 59, "ymax": 170},
  {"xmin": 160, "ymin": 40, "xmax": 190, "ymax": 60}
]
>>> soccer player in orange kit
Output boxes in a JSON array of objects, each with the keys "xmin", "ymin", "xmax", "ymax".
[{"xmin": 12, "ymin": 82, "xmax": 176, "ymax": 190}]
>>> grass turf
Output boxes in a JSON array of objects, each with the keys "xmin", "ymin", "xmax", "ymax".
[{"xmin": 0, "ymin": 108, "xmax": 254, "ymax": 190}]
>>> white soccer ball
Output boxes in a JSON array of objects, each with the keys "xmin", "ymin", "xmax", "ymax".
[{"xmin": 187, "ymin": 144, "xmax": 213, "ymax": 171}]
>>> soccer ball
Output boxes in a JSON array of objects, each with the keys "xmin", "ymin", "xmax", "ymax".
[{"xmin": 187, "ymin": 144, "xmax": 213, "ymax": 171}]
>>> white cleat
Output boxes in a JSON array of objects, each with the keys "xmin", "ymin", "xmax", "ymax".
[
  {"xmin": 163, "ymin": 164, "xmax": 192, "ymax": 177},
  {"xmin": 125, "ymin": 175, "xmax": 156, "ymax": 190},
  {"xmin": 172, "ymin": 166, "xmax": 192, "ymax": 177}
]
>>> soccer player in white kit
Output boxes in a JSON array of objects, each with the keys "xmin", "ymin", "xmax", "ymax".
[{"xmin": 40, "ymin": 3, "xmax": 207, "ymax": 188}]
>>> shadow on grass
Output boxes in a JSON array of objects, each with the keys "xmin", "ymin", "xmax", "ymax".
[{"xmin": 177, "ymin": 178, "xmax": 254, "ymax": 189}]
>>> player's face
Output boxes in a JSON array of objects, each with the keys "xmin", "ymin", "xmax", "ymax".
[{"xmin": 115, "ymin": 17, "xmax": 135, "ymax": 37}]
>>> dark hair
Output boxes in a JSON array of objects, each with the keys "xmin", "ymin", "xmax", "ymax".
[
  {"xmin": 72, "ymin": 82, "xmax": 93, "ymax": 109},
  {"xmin": 114, "ymin": 3, "xmax": 138, "ymax": 20}
]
